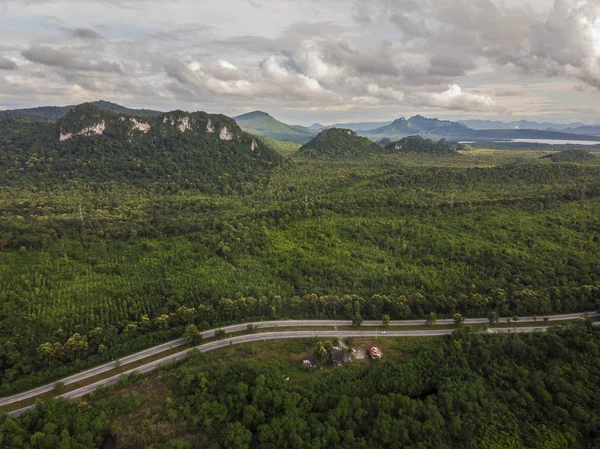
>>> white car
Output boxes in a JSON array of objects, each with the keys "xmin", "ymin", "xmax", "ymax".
[{"xmin": 381, "ymin": 331, "xmax": 387, "ymax": 334}]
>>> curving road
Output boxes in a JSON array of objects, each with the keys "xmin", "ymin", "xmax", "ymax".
[{"xmin": 2, "ymin": 312, "xmax": 596, "ymax": 416}]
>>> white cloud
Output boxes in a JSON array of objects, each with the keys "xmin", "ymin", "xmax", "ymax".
[
  {"xmin": 407, "ymin": 84, "xmax": 498, "ymax": 112},
  {"xmin": 218, "ymin": 60, "xmax": 237, "ymax": 70}
]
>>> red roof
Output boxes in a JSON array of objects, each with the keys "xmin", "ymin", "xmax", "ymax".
[{"xmin": 368, "ymin": 346, "xmax": 383, "ymax": 358}]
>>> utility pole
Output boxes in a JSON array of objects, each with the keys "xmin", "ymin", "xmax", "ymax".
[
  {"xmin": 304, "ymin": 194, "xmax": 308, "ymax": 214},
  {"xmin": 450, "ymin": 192, "xmax": 455, "ymax": 209}
]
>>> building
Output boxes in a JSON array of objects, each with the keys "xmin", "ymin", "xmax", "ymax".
[
  {"xmin": 368, "ymin": 346, "xmax": 383, "ymax": 359},
  {"xmin": 331, "ymin": 347, "xmax": 352, "ymax": 366},
  {"xmin": 303, "ymin": 359, "xmax": 316, "ymax": 368}
]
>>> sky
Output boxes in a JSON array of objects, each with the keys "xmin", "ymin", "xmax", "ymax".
[{"xmin": 1, "ymin": 0, "xmax": 600, "ymax": 125}]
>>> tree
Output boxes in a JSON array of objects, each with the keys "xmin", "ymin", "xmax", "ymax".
[
  {"xmin": 453, "ymin": 313, "xmax": 465, "ymax": 325},
  {"xmin": 578, "ymin": 312, "xmax": 593, "ymax": 327},
  {"xmin": 155, "ymin": 314, "xmax": 170, "ymax": 330},
  {"xmin": 64, "ymin": 333, "xmax": 88, "ymax": 357},
  {"xmin": 37, "ymin": 342, "xmax": 57, "ymax": 367},
  {"xmin": 488, "ymin": 312, "xmax": 499, "ymax": 325},
  {"xmin": 183, "ymin": 324, "xmax": 203, "ymax": 346},
  {"xmin": 221, "ymin": 422, "xmax": 252, "ymax": 449},
  {"xmin": 313, "ymin": 342, "xmax": 329, "ymax": 364},
  {"xmin": 352, "ymin": 313, "xmax": 363, "ymax": 327},
  {"xmin": 215, "ymin": 329, "xmax": 226, "ymax": 339},
  {"xmin": 382, "ymin": 314, "xmax": 391, "ymax": 327},
  {"xmin": 426, "ymin": 312, "xmax": 437, "ymax": 326}
]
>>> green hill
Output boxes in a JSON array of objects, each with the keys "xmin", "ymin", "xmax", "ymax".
[
  {"xmin": 385, "ymin": 136, "xmax": 459, "ymax": 155},
  {"xmin": 542, "ymin": 149, "xmax": 597, "ymax": 162},
  {"xmin": 298, "ymin": 128, "xmax": 384, "ymax": 157},
  {"xmin": 234, "ymin": 111, "xmax": 316, "ymax": 143},
  {"xmin": 0, "ymin": 103, "xmax": 283, "ymax": 191},
  {"xmin": 0, "ymin": 100, "xmax": 162, "ymax": 121}
]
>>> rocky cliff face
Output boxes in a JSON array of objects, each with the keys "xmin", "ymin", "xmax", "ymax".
[{"xmin": 58, "ymin": 104, "xmax": 244, "ymax": 144}]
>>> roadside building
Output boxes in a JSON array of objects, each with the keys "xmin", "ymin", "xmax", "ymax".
[
  {"xmin": 303, "ymin": 359, "xmax": 316, "ymax": 368},
  {"xmin": 331, "ymin": 347, "xmax": 352, "ymax": 366},
  {"xmin": 368, "ymin": 346, "xmax": 383, "ymax": 359}
]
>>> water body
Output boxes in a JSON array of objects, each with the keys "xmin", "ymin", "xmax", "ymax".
[{"xmin": 495, "ymin": 138, "xmax": 600, "ymax": 146}]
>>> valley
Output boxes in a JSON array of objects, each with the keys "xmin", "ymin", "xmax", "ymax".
[{"xmin": 1, "ymin": 103, "xmax": 600, "ymax": 448}]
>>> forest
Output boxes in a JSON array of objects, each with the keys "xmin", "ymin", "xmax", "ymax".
[
  {"xmin": 1, "ymin": 323, "xmax": 599, "ymax": 448},
  {"xmin": 1, "ymin": 121, "xmax": 600, "ymax": 397}
]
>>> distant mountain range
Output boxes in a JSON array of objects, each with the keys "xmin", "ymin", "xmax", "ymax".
[
  {"xmin": 234, "ymin": 111, "xmax": 316, "ymax": 143},
  {"xmin": 458, "ymin": 119, "xmax": 589, "ymax": 132},
  {"xmin": 364, "ymin": 115, "xmax": 470, "ymax": 138},
  {"xmin": 3, "ymin": 101, "xmax": 600, "ymax": 144},
  {"xmin": 362, "ymin": 115, "xmax": 600, "ymax": 142},
  {"xmin": 560, "ymin": 125, "xmax": 600, "ymax": 136},
  {"xmin": 310, "ymin": 120, "xmax": 393, "ymax": 132},
  {"xmin": 0, "ymin": 100, "xmax": 162, "ymax": 121}
]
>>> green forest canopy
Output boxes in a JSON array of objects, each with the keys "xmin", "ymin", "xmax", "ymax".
[
  {"xmin": 1, "ymin": 114, "xmax": 600, "ymax": 395},
  {"xmin": 1, "ymin": 324, "xmax": 600, "ymax": 448}
]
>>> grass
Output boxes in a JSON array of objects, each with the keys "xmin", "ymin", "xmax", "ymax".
[{"xmin": 103, "ymin": 336, "xmax": 432, "ymax": 447}]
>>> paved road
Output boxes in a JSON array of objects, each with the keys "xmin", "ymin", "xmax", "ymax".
[{"xmin": 2, "ymin": 312, "xmax": 595, "ymax": 414}]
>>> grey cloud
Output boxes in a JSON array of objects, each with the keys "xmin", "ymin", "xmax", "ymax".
[
  {"xmin": 22, "ymin": 45, "xmax": 123, "ymax": 73},
  {"xmin": 64, "ymin": 27, "xmax": 104, "ymax": 40},
  {"xmin": 319, "ymin": 40, "xmax": 400, "ymax": 77},
  {"xmin": 353, "ymin": 0, "xmax": 371, "ymax": 24},
  {"xmin": 2, "ymin": 0, "xmax": 600, "ymax": 122},
  {"xmin": 370, "ymin": 0, "xmax": 600, "ymax": 89},
  {"xmin": 0, "ymin": 56, "xmax": 17, "ymax": 70},
  {"xmin": 213, "ymin": 36, "xmax": 282, "ymax": 55}
]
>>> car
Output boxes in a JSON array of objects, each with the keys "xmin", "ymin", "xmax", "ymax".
[{"xmin": 381, "ymin": 331, "xmax": 387, "ymax": 334}]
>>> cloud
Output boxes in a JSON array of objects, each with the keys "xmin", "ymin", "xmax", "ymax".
[
  {"xmin": 1, "ymin": 0, "xmax": 599, "ymax": 123},
  {"xmin": 366, "ymin": 83, "xmax": 405, "ymax": 103},
  {"xmin": 22, "ymin": 45, "xmax": 123, "ymax": 73},
  {"xmin": 0, "ymin": 56, "xmax": 17, "ymax": 70},
  {"xmin": 406, "ymin": 84, "xmax": 498, "ymax": 112},
  {"xmin": 367, "ymin": 0, "xmax": 600, "ymax": 90},
  {"xmin": 64, "ymin": 27, "xmax": 104, "ymax": 40}
]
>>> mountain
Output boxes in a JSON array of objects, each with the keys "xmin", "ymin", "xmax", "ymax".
[
  {"xmin": 362, "ymin": 115, "xmax": 600, "ymax": 142},
  {"xmin": 365, "ymin": 115, "xmax": 469, "ymax": 138},
  {"xmin": 234, "ymin": 111, "xmax": 316, "ymax": 143},
  {"xmin": 325, "ymin": 120, "xmax": 393, "ymax": 132},
  {"xmin": 309, "ymin": 123, "xmax": 325, "ymax": 130},
  {"xmin": 467, "ymin": 128, "xmax": 600, "ymax": 141},
  {"xmin": 0, "ymin": 103, "xmax": 283, "ymax": 191},
  {"xmin": 561, "ymin": 125, "xmax": 600, "ymax": 136},
  {"xmin": 298, "ymin": 128, "xmax": 384, "ymax": 157},
  {"xmin": 458, "ymin": 119, "xmax": 587, "ymax": 131},
  {"xmin": 0, "ymin": 100, "xmax": 162, "ymax": 121},
  {"xmin": 385, "ymin": 136, "xmax": 458, "ymax": 155}
]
